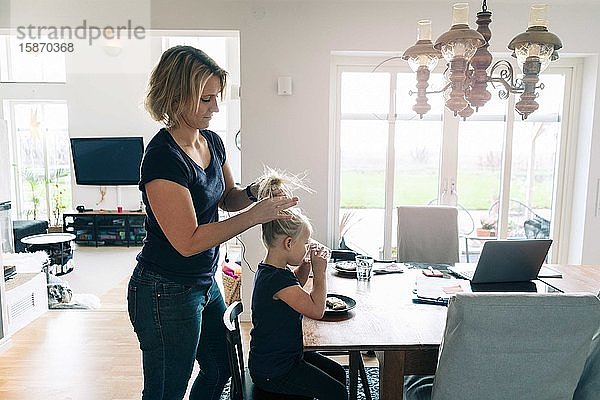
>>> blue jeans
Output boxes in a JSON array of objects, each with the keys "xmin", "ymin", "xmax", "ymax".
[
  {"xmin": 127, "ymin": 264, "xmax": 230, "ymax": 400},
  {"xmin": 253, "ymin": 351, "xmax": 348, "ymax": 400}
]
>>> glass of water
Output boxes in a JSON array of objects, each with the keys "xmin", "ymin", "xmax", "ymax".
[{"xmin": 355, "ymin": 255, "xmax": 374, "ymax": 281}]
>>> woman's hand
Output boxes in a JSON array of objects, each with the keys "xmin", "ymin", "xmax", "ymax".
[{"xmin": 248, "ymin": 196, "xmax": 299, "ymax": 224}]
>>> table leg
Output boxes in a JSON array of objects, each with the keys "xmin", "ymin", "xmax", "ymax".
[
  {"xmin": 349, "ymin": 352, "xmax": 359, "ymax": 400},
  {"xmin": 376, "ymin": 349, "xmax": 439, "ymax": 400},
  {"xmin": 376, "ymin": 351, "xmax": 406, "ymax": 400},
  {"xmin": 465, "ymin": 237, "xmax": 470, "ymax": 262}
]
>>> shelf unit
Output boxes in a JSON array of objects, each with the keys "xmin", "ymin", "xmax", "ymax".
[{"xmin": 63, "ymin": 211, "xmax": 146, "ymax": 247}]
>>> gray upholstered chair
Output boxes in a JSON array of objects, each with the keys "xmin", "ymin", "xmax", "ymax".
[
  {"xmin": 428, "ymin": 293, "xmax": 600, "ymax": 400},
  {"xmin": 572, "ymin": 291, "xmax": 600, "ymax": 400},
  {"xmin": 396, "ymin": 205, "xmax": 459, "ymax": 264}
]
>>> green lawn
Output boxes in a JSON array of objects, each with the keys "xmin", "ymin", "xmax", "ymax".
[{"xmin": 341, "ymin": 171, "xmax": 553, "ymax": 210}]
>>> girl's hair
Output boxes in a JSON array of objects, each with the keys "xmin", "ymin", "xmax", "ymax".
[
  {"xmin": 145, "ymin": 45, "xmax": 227, "ymax": 129},
  {"xmin": 258, "ymin": 168, "xmax": 313, "ymax": 248}
]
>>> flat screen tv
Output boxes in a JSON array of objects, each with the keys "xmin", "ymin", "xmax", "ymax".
[{"xmin": 70, "ymin": 137, "xmax": 144, "ymax": 185}]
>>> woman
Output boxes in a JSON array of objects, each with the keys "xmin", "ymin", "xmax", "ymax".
[{"xmin": 127, "ymin": 45, "xmax": 298, "ymax": 400}]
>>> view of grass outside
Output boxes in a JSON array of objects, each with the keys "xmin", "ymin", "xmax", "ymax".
[{"xmin": 341, "ymin": 171, "xmax": 553, "ymax": 210}]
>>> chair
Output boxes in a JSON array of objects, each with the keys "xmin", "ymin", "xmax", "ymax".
[
  {"xmin": 573, "ymin": 291, "xmax": 600, "ymax": 400},
  {"xmin": 223, "ymin": 301, "xmax": 311, "ymax": 400},
  {"xmin": 430, "ymin": 293, "xmax": 600, "ymax": 400},
  {"xmin": 13, "ymin": 219, "xmax": 48, "ymax": 252},
  {"xmin": 396, "ymin": 206, "xmax": 459, "ymax": 264},
  {"xmin": 523, "ymin": 214, "xmax": 551, "ymax": 239},
  {"xmin": 223, "ymin": 301, "xmax": 370, "ymax": 400}
]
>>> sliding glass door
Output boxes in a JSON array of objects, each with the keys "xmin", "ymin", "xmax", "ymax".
[{"xmin": 332, "ymin": 57, "xmax": 574, "ymax": 262}]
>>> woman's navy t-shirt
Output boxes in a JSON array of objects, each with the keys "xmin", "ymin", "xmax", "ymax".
[
  {"xmin": 249, "ymin": 263, "xmax": 304, "ymax": 381},
  {"xmin": 136, "ymin": 128, "xmax": 226, "ymax": 287}
]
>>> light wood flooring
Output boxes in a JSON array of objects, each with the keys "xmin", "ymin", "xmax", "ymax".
[{"xmin": 0, "ymin": 279, "xmax": 374, "ymax": 399}]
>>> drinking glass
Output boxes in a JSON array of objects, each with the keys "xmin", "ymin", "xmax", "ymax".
[{"xmin": 355, "ymin": 255, "xmax": 374, "ymax": 281}]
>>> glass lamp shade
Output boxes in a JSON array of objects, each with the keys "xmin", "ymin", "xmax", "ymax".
[
  {"xmin": 528, "ymin": 4, "xmax": 549, "ymax": 28},
  {"xmin": 451, "ymin": 3, "xmax": 470, "ymax": 25},
  {"xmin": 513, "ymin": 42, "xmax": 554, "ymax": 72},
  {"xmin": 417, "ymin": 19, "xmax": 433, "ymax": 41},
  {"xmin": 440, "ymin": 39, "xmax": 482, "ymax": 62},
  {"xmin": 406, "ymin": 54, "xmax": 440, "ymax": 72},
  {"xmin": 403, "ymin": 20, "xmax": 441, "ymax": 72},
  {"xmin": 508, "ymin": 4, "xmax": 562, "ymax": 73},
  {"xmin": 434, "ymin": 3, "xmax": 485, "ymax": 62}
]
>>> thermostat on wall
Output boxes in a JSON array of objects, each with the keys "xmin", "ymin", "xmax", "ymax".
[{"xmin": 277, "ymin": 76, "xmax": 292, "ymax": 95}]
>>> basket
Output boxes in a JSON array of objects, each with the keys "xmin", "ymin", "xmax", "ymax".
[{"xmin": 222, "ymin": 272, "xmax": 241, "ymax": 306}]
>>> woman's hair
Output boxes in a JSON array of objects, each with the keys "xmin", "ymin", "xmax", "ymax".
[
  {"xmin": 258, "ymin": 168, "xmax": 313, "ymax": 248},
  {"xmin": 145, "ymin": 45, "xmax": 227, "ymax": 129}
]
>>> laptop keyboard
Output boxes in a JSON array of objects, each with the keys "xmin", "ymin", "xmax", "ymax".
[{"xmin": 461, "ymin": 270, "xmax": 475, "ymax": 280}]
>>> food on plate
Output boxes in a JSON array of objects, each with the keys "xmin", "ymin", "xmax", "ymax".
[
  {"xmin": 326, "ymin": 296, "xmax": 346, "ymax": 310},
  {"xmin": 335, "ymin": 261, "xmax": 356, "ymax": 271}
]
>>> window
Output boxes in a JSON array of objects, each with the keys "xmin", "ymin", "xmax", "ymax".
[
  {"xmin": 0, "ymin": 35, "xmax": 67, "ymax": 82},
  {"xmin": 332, "ymin": 55, "xmax": 575, "ymax": 262},
  {"xmin": 1, "ymin": 31, "xmax": 70, "ymax": 225},
  {"xmin": 3, "ymin": 101, "xmax": 71, "ymax": 224}
]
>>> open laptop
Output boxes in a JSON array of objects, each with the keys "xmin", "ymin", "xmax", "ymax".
[{"xmin": 448, "ymin": 239, "xmax": 557, "ymax": 284}]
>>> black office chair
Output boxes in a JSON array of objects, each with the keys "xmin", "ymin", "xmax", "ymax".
[{"xmin": 223, "ymin": 301, "xmax": 311, "ymax": 400}]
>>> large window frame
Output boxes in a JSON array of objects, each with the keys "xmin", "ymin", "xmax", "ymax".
[{"xmin": 330, "ymin": 54, "xmax": 580, "ymax": 263}]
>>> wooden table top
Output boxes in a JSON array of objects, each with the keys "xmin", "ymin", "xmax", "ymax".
[
  {"xmin": 540, "ymin": 264, "xmax": 600, "ymax": 294},
  {"xmin": 303, "ymin": 263, "xmax": 600, "ymax": 352},
  {"xmin": 303, "ymin": 267, "xmax": 447, "ymax": 351}
]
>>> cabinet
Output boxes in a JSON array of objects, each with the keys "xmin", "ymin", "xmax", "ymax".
[
  {"xmin": 4, "ymin": 272, "xmax": 47, "ymax": 336},
  {"xmin": 63, "ymin": 211, "xmax": 146, "ymax": 247}
]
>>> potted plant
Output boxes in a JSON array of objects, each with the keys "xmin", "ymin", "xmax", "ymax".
[
  {"xmin": 338, "ymin": 210, "xmax": 362, "ymax": 249},
  {"xmin": 477, "ymin": 217, "xmax": 497, "ymax": 237},
  {"xmin": 48, "ymin": 168, "xmax": 69, "ymax": 232}
]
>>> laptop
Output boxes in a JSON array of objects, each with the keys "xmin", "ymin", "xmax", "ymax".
[{"xmin": 448, "ymin": 239, "xmax": 556, "ymax": 284}]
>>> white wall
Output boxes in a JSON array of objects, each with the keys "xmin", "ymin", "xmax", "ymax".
[
  {"xmin": 66, "ymin": 72, "xmax": 159, "ymax": 211},
  {"xmin": 148, "ymin": 1, "xmax": 600, "ymax": 287},
  {"xmin": 2, "ymin": 1, "xmax": 600, "ymax": 308}
]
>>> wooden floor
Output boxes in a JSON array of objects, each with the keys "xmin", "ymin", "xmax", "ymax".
[
  {"xmin": 0, "ymin": 279, "xmax": 373, "ymax": 399},
  {"xmin": 0, "ymin": 279, "xmax": 143, "ymax": 400}
]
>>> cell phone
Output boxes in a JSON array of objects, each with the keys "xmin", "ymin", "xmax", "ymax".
[{"xmin": 422, "ymin": 267, "xmax": 444, "ymax": 277}]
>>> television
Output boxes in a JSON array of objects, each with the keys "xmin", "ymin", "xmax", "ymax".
[{"xmin": 70, "ymin": 137, "xmax": 144, "ymax": 185}]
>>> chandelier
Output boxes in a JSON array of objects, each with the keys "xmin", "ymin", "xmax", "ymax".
[{"xmin": 401, "ymin": 1, "xmax": 562, "ymax": 120}]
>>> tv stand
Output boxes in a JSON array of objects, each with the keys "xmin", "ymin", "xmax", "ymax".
[{"xmin": 63, "ymin": 210, "xmax": 146, "ymax": 247}]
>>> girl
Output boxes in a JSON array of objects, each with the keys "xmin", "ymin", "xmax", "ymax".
[{"xmin": 248, "ymin": 172, "xmax": 348, "ymax": 400}]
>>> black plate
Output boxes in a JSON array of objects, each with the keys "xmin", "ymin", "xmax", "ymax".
[
  {"xmin": 324, "ymin": 294, "xmax": 356, "ymax": 314},
  {"xmin": 332, "ymin": 261, "xmax": 357, "ymax": 276}
]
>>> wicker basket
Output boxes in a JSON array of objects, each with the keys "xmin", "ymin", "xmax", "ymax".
[{"xmin": 222, "ymin": 272, "xmax": 241, "ymax": 306}]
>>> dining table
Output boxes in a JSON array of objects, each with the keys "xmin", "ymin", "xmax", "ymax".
[
  {"xmin": 303, "ymin": 266, "xmax": 445, "ymax": 400},
  {"xmin": 539, "ymin": 264, "xmax": 600, "ymax": 294},
  {"xmin": 303, "ymin": 263, "xmax": 600, "ymax": 400}
]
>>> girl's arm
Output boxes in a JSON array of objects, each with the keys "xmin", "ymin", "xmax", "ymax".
[
  {"xmin": 145, "ymin": 178, "xmax": 298, "ymax": 257},
  {"xmin": 293, "ymin": 260, "xmax": 311, "ymax": 287},
  {"xmin": 275, "ymin": 245, "xmax": 329, "ymax": 320}
]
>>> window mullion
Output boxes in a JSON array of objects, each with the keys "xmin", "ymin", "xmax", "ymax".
[
  {"xmin": 498, "ymin": 95, "xmax": 516, "ymax": 238},
  {"xmin": 328, "ymin": 66, "xmax": 343, "ymax": 250},
  {"xmin": 383, "ymin": 72, "xmax": 396, "ymax": 260},
  {"xmin": 439, "ymin": 108, "xmax": 459, "ymax": 204},
  {"xmin": 42, "ymin": 115, "xmax": 51, "ymax": 222},
  {"xmin": 8, "ymin": 102, "xmax": 23, "ymax": 218}
]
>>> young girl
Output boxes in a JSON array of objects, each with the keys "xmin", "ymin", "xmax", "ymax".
[{"xmin": 248, "ymin": 172, "xmax": 348, "ymax": 400}]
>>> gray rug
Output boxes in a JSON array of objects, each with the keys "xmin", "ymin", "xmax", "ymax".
[{"xmin": 219, "ymin": 366, "xmax": 379, "ymax": 400}]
